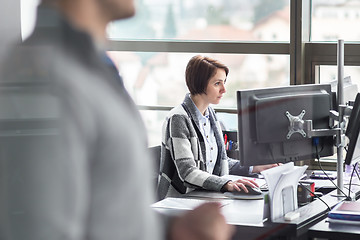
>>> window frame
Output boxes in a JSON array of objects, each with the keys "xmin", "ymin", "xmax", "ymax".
[
  {"xmin": 106, "ymin": 0, "xmax": 307, "ymax": 106},
  {"xmin": 107, "ymin": 0, "xmax": 360, "ymax": 169}
]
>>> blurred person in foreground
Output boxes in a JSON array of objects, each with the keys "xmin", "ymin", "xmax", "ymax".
[
  {"xmin": 0, "ymin": 0, "xmax": 234, "ymax": 240},
  {"xmin": 158, "ymin": 55, "xmax": 278, "ymax": 200}
]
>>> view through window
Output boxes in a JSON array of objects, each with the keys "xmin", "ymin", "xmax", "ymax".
[
  {"xmin": 107, "ymin": 0, "xmax": 290, "ymax": 41},
  {"xmin": 311, "ymin": 0, "xmax": 360, "ymax": 42},
  {"xmin": 20, "ymin": 0, "xmax": 293, "ymax": 146},
  {"xmin": 318, "ymin": 65, "xmax": 360, "ymax": 103},
  {"xmin": 107, "ymin": 52, "xmax": 289, "ymax": 146},
  {"xmin": 106, "ymin": 0, "xmax": 291, "ymax": 146}
]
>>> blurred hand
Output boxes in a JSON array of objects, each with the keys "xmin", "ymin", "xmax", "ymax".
[
  {"xmin": 223, "ymin": 178, "xmax": 258, "ymax": 193},
  {"xmin": 252, "ymin": 164, "xmax": 279, "ymax": 173},
  {"xmin": 170, "ymin": 202, "xmax": 234, "ymax": 240}
]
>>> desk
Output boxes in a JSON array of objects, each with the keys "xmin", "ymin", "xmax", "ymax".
[
  {"xmin": 308, "ymin": 218, "xmax": 360, "ymax": 239},
  {"xmin": 269, "ymin": 190, "xmax": 345, "ymax": 239},
  {"xmin": 152, "ymin": 189, "xmax": 345, "ymax": 240},
  {"xmin": 153, "ymin": 190, "xmax": 266, "ymax": 226},
  {"xmin": 153, "ymin": 192, "xmax": 281, "ymax": 239},
  {"xmin": 308, "ymin": 198, "xmax": 360, "ymax": 240}
]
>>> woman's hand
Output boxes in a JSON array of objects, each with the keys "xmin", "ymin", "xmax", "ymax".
[{"xmin": 223, "ymin": 178, "xmax": 258, "ymax": 193}]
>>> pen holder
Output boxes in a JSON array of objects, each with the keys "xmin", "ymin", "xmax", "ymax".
[
  {"xmin": 223, "ymin": 130, "xmax": 240, "ymax": 161},
  {"xmin": 227, "ymin": 149, "xmax": 240, "ymax": 160}
]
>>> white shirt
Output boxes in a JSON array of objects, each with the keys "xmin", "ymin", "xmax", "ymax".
[
  {"xmin": 189, "ymin": 97, "xmax": 252, "ymax": 175},
  {"xmin": 197, "ymin": 109, "xmax": 218, "ymax": 174}
]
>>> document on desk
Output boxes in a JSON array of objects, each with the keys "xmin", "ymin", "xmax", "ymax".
[
  {"xmin": 261, "ymin": 162, "xmax": 308, "ymax": 221},
  {"xmin": 151, "ymin": 197, "xmax": 232, "ymax": 210},
  {"xmin": 328, "ymin": 201, "xmax": 360, "ymax": 225}
]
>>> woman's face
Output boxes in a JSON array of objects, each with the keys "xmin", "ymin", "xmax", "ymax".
[{"xmin": 204, "ymin": 68, "xmax": 227, "ymax": 105}]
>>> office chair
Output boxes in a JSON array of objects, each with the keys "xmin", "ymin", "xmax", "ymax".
[{"xmin": 148, "ymin": 145, "xmax": 161, "ymax": 195}]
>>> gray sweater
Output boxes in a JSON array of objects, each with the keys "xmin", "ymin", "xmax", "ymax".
[
  {"xmin": 157, "ymin": 94, "xmax": 249, "ymax": 200},
  {"xmin": 0, "ymin": 5, "xmax": 161, "ymax": 240}
]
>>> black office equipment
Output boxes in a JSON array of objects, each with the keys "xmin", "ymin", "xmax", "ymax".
[
  {"xmin": 223, "ymin": 189, "xmax": 264, "ymax": 200},
  {"xmin": 345, "ymin": 93, "xmax": 360, "ymax": 166},
  {"xmin": 149, "ymin": 145, "xmax": 161, "ymax": 193},
  {"xmin": 222, "ymin": 130, "xmax": 240, "ymax": 161},
  {"xmin": 237, "ymin": 84, "xmax": 335, "ymax": 166},
  {"xmin": 244, "ymin": 185, "xmax": 263, "ymax": 195}
]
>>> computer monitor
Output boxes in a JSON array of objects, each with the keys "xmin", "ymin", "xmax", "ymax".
[
  {"xmin": 344, "ymin": 93, "xmax": 360, "ymax": 166},
  {"xmin": 329, "ymin": 76, "xmax": 359, "ymax": 108},
  {"xmin": 237, "ymin": 84, "xmax": 335, "ymax": 167}
]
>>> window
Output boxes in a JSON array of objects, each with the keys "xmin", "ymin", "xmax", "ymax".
[
  {"xmin": 107, "ymin": 0, "xmax": 290, "ymax": 42},
  {"xmin": 106, "ymin": 0, "xmax": 292, "ymax": 146},
  {"xmin": 317, "ymin": 65, "xmax": 360, "ymax": 102},
  {"xmin": 107, "ymin": 51, "xmax": 289, "ymax": 145},
  {"xmin": 20, "ymin": 0, "xmax": 295, "ymax": 147},
  {"xmin": 107, "ymin": 51, "xmax": 290, "ymax": 108},
  {"xmin": 311, "ymin": 0, "xmax": 360, "ymax": 42},
  {"xmin": 19, "ymin": 0, "xmax": 360, "ymax": 167}
]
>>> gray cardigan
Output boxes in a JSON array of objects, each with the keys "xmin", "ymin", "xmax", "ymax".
[{"xmin": 157, "ymin": 94, "xmax": 249, "ymax": 200}]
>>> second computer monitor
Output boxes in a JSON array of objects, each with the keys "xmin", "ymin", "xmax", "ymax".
[
  {"xmin": 345, "ymin": 93, "xmax": 360, "ymax": 166},
  {"xmin": 237, "ymin": 84, "xmax": 335, "ymax": 166}
]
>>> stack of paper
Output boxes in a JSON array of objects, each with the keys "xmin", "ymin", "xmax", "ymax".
[
  {"xmin": 261, "ymin": 162, "xmax": 308, "ymax": 221},
  {"xmin": 151, "ymin": 197, "xmax": 231, "ymax": 210},
  {"xmin": 328, "ymin": 201, "xmax": 360, "ymax": 225}
]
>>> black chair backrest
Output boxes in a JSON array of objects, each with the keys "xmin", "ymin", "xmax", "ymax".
[{"xmin": 148, "ymin": 145, "xmax": 161, "ymax": 191}]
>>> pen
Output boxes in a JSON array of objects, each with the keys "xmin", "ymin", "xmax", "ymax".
[
  {"xmin": 224, "ymin": 134, "xmax": 228, "ymax": 145},
  {"xmin": 229, "ymin": 140, "xmax": 233, "ymax": 150}
]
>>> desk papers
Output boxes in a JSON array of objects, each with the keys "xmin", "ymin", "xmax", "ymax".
[
  {"xmin": 261, "ymin": 162, "xmax": 308, "ymax": 221},
  {"xmin": 328, "ymin": 201, "xmax": 360, "ymax": 225},
  {"xmin": 151, "ymin": 197, "xmax": 232, "ymax": 210}
]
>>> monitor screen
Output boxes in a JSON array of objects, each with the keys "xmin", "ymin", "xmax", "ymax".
[
  {"xmin": 345, "ymin": 93, "xmax": 360, "ymax": 165},
  {"xmin": 237, "ymin": 84, "xmax": 335, "ymax": 166}
]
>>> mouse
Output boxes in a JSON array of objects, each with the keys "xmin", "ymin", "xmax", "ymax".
[
  {"xmin": 226, "ymin": 185, "xmax": 263, "ymax": 196},
  {"xmin": 243, "ymin": 185, "xmax": 263, "ymax": 195},
  {"xmin": 223, "ymin": 185, "xmax": 263, "ymax": 199}
]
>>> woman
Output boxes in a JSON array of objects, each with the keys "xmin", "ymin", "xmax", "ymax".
[{"xmin": 157, "ymin": 55, "xmax": 277, "ymax": 200}]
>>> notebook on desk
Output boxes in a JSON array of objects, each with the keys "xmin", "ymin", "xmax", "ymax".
[
  {"xmin": 310, "ymin": 170, "xmax": 337, "ymax": 180},
  {"xmin": 328, "ymin": 201, "xmax": 360, "ymax": 225}
]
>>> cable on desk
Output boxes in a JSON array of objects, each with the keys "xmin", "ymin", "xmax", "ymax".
[
  {"xmin": 298, "ymin": 181, "xmax": 331, "ymax": 211},
  {"xmin": 354, "ymin": 162, "xmax": 360, "ymax": 181},
  {"xmin": 313, "ymin": 138, "xmax": 348, "ymax": 198},
  {"xmin": 347, "ymin": 162, "xmax": 359, "ymax": 199}
]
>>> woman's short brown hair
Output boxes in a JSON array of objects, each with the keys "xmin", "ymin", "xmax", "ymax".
[{"xmin": 185, "ymin": 55, "xmax": 229, "ymax": 95}]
